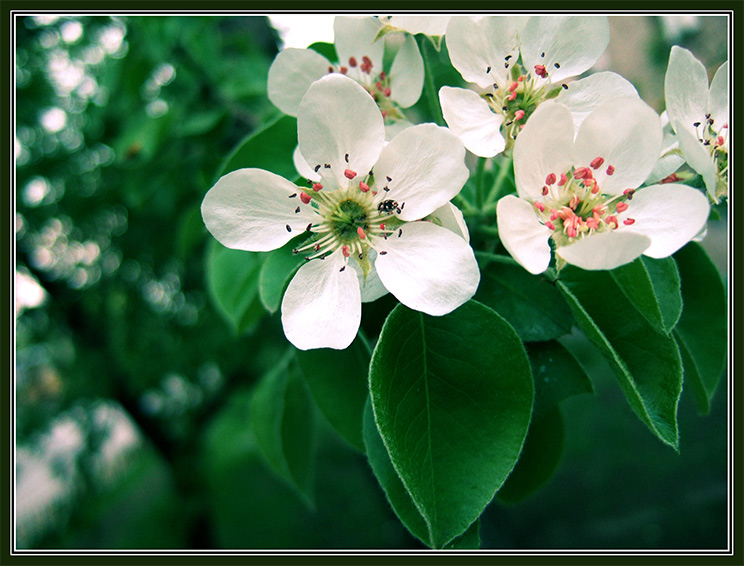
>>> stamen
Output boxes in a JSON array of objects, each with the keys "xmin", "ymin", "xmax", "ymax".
[
  {"xmin": 557, "ymin": 173, "xmax": 567, "ymax": 186},
  {"xmin": 349, "ymin": 56, "xmax": 357, "ymax": 67},
  {"xmin": 359, "ymin": 181, "xmax": 370, "ymax": 192},
  {"xmin": 295, "ymin": 206, "xmax": 301, "ymax": 213},
  {"xmin": 606, "ymin": 165, "xmax": 615, "ymax": 176},
  {"xmin": 286, "ymin": 225, "xmax": 292, "ymax": 232},
  {"xmin": 616, "ymin": 202, "xmax": 628, "ymax": 213},
  {"xmin": 342, "ymin": 245, "xmax": 351, "ymax": 257},
  {"xmin": 545, "ymin": 221, "xmax": 555, "ymax": 230},
  {"xmin": 574, "ymin": 167, "xmax": 592, "ymax": 180},
  {"xmin": 509, "ymin": 82, "xmax": 519, "ymax": 92},
  {"xmin": 623, "ymin": 218, "xmax": 636, "ymax": 226},
  {"xmin": 554, "ymin": 62, "xmax": 561, "ymax": 69},
  {"xmin": 569, "ymin": 195, "xmax": 580, "ymax": 210},
  {"xmin": 345, "ymin": 153, "xmax": 349, "ymax": 163},
  {"xmin": 306, "ymin": 223, "xmax": 313, "ymax": 232},
  {"xmin": 542, "ymin": 186, "xmax": 549, "ymax": 196},
  {"xmin": 486, "ymin": 66, "xmax": 491, "ymax": 73},
  {"xmin": 534, "ymin": 201, "xmax": 546, "ymax": 212},
  {"xmin": 562, "ymin": 83, "xmax": 568, "ymax": 89},
  {"xmin": 534, "ymin": 64, "xmax": 548, "ymax": 78},
  {"xmin": 300, "ymin": 192, "xmax": 312, "ymax": 204},
  {"xmin": 545, "ymin": 173, "xmax": 556, "ymax": 185},
  {"xmin": 514, "ymin": 110, "xmax": 525, "ymax": 121},
  {"xmin": 590, "ymin": 156, "xmax": 605, "ymax": 169},
  {"xmin": 314, "ymin": 165, "xmax": 321, "ymax": 172},
  {"xmin": 357, "ymin": 227, "xmax": 366, "ymax": 239},
  {"xmin": 508, "ymin": 91, "xmax": 517, "ymax": 101},
  {"xmin": 623, "ymin": 189, "xmax": 635, "ymax": 199},
  {"xmin": 312, "ymin": 183, "xmax": 323, "ymax": 192},
  {"xmin": 339, "ymin": 67, "xmax": 348, "ymax": 74},
  {"xmin": 289, "ymin": 193, "xmax": 297, "ymax": 198},
  {"xmin": 344, "ymin": 169, "xmax": 357, "ymax": 179}
]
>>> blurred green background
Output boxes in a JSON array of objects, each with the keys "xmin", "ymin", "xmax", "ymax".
[{"xmin": 14, "ymin": 14, "xmax": 729, "ymax": 550}]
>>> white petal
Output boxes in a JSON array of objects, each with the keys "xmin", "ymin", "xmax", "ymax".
[
  {"xmin": 573, "ymin": 97, "xmax": 662, "ymax": 195},
  {"xmin": 389, "ymin": 34, "xmax": 424, "ymax": 108},
  {"xmin": 201, "ymin": 169, "xmax": 317, "ymax": 252},
  {"xmin": 281, "ymin": 253, "xmax": 361, "ymax": 350},
  {"xmin": 555, "ymin": 71, "xmax": 639, "ymax": 134},
  {"xmin": 513, "ymin": 101, "xmax": 575, "ymax": 200},
  {"xmin": 293, "ymin": 145, "xmax": 320, "ymax": 181},
  {"xmin": 439, "ymin": 86, "xmax": 505, "ymax": 158},
  {"xmin": 445, "ymin": 16, "xmax": 526, "ymax": 88},
  {"xmin": 426, "ymin": 202, "xmax": 470, "ymax": 242},
  {"xmin": 386, "ymin": 16, "xmax": 450, "ymax": 36},
  {"xmin": 645, "ymin": 129, "xmax": 685, "ymax": 185},
  {"xmin": 372, "ymin": 123, "xmax": 469, "ymax": 221},
  {"xmin": 384, "ymin": 119, "xmax": 414, "ymax": 141},
  {"xmin": 350, "ymin": 252, "xmax": 388, "ymax": 303},
  {"xmin": 622, "ymin": 183, "xmax": 710, "ymax": 258},
  {"xmin": 334, "ymin": 16, "xmax": 384, "ymax": 71},
  {"xmin": 496, "ymin": 195, "xmax": 552, "ymax": 275},
  {"xmin": 520, "ymin": 16, "xmax": 609, "ymax": 84},
  {"xmin": 708, "ymin": 61, "xmax": 729, "ymax": 133},
  {"xmin": 267, "ymin": 48, "xmax": 331, "ymax": 117},
  {"xmin": 673, "ymin": 121, "xmax": 717, "ymax": 197},
  {"xmin": 298, "ymin": 74, "xmax": 385, "ymax": 189},
  {"xmin": 556, "ymin": 230, "xmax": 651, "ymax": 270},
  {"xmin": 374, "ymin": 221, "xmax": 479, "ymax": 316},
  {"xmin": 664, "ymin": 45, "xmax": 709, "ymax": 137}
]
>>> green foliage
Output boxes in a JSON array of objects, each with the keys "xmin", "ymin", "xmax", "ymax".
[{"xmin": 368, "ymin": 301, "xmax": 534, "ymax": 548}]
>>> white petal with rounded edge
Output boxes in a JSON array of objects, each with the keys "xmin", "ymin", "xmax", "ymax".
[
  {"xmin": 281, "ymin": 253, "xmax": 361, "ymax": 350},
  {"xmin": 708, "ymin": 61, "xmax": 729, "ymax": 133},
  {"xmin": 645, "ymin": 129, "xmax": 685, "ymax": 184},
  {"xmin": 665, "ymin": 46, "xmax": 708, "ymax": 137},
  {"xmin": 298, "ymin": 74, "xmax": 385, "ymax": 189},
  {"xmin": 573, "ymin": 97, "xmax": 662, "ymax": 195},
  {"xmin": 622, "ymin": 183, "xmax": 710, "ymax": 258},
  {"xmin": 389, "ymin": 34, "xmax": 424, "ymax": 108},
  {"xmin": 267, "ymin": 48, "xmax": 331, "ymax": 117},
  {"xmin": 293, "ymin": 145, "xmax": 320, "ymax": 181},
  {"xmin": 349, "ymin": 252, "xmax": 388, "ymax": 303},
  {"xmin": 446, "ymin": 16, "xmax": 526, "ymax": 88},
  {"xmin": 201, "ymin": 169, "xmax": 317, "ymax": 252},
  {"xmin": 375, "ymin": 221, "xmax": 479, "ymax": 316},
  {"xmin": 555, "ymin": 71, "xmax": 638, "ymax": 134},
  {"xmin": 520, "ymin": 16, "xmax": 609, "ymax": 85},
  {"xmin": 387, "ymin": 16, "xmax": 450, "ymax": 36},
  {"xmin": 556, "ymin": 230, "xmax": 651, "ymax": 270},
  {"xmin": 496, "ymin": 195, "xmax": 553, "ymax": 275},
  {"xmin": 334, "ymin": 16, "xmax": 384, "ymax": 72},
  {"xmin": 439, "ymin": 86, "xmax": 505, "ymax": 158},
  {"xmin": 426, "ymin": 202, "xmax": 469, "ymax": 242},
  {"xmin": 673, "ymin": 121, "xmax": 717, "ymax": 197},
  {"xmin": 373, "ymin": 123, "xmax": 469, "ymax": 221},
  {"xmin": 513, "ymin": 101, "xmax": 575, "ymax": 200}
]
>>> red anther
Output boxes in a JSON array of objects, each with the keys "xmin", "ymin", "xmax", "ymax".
[
  {"xmin": 312, "ymin": 183, "xmax": 323, "ymax": 192},
  {"xmin": 623, "ymin": 218, "xmax": 636, "ymax": 226},
  {"xmin": 314, "ymin": 243, "xmax": 321, "ymax": 251},
  {"xmin": 541, "ymin": 185, "xmax": 549, "ymax": 196},
  {"xmin": 574, "ymin": 167, "xmax": 592, "ymax": 180},
  {"xmin": 508, "ymin": 91, "xmax": 517, "ymax": 101},
  {"xmin": 380, "ymin": 71, "xmax": 386, "ymax": 80},
  {"xmin": 517, "ymin": 75, "xmax": 524, "ymax": 82},
  {"xmin": 362, "ymin": 56, "xmax": 372, "ymax": 65},
  {"xmin": 592, "ymin": 206, "xmax": 606, "ymax": 215},
  {"xmin": 514, "ymin": 109, "xmax": 525, "ymax": 121},
  {"xmin": 344, "ymin": 169, "xmax": 357, "ymax": 179},
  {"xmin": 372, "ymin": 191, "xmax": 377, "ymax": 195},
  {"xmin": 340, "ymin": 66, "xmax": 348, "ymax": 74},
  {"xmin": 342, "ymin": 245, "xmax": 351, "ymax": 257},
  {"xmin": 357, "ymin": 227, "xmax": 366, "ymax": 239},
  {"xmin": 361, "ymin": 56, "xmax": 373, "ymax": 73},
  {"xmin": 623, "ymin": 188, "xmax": 635, "ymax": 198},
  {"xmin": 591, "ymin": 182, "xmax": 600, "ymax": 195},
  {"xmin": 717, "ymin": 136, "xmax": 725, "ymax": 146},
  {"xmin": 606, "ymin": 165, "xmax": 615, "ymax": 176},
  {"xmin": 300, "ymin": 192, "xmax": 312, "ymax": 204},
  {"xmin": 558, "ymin": 208, "xmax": 572, "ymax": 220},
  {"xmin": 376, "ymin": 81, "xmax": 383, "ymax": 91},
  {"xmin": 384, "ymin": 87, "xmax": 391, "ymax": 97},
  {"xmin": 534, "ymin": 201, "xmax": 546, "ymax": 212},
  {"xmin": 520, "ymin": 124, "xmax": 525, "ymax": 130},
  {"xmin": 616, "ymin": 202, "xmax": 629, "ymax": 213},
  {"xmin": 534, "ymin": 64, "xmax": 548, "ymax": 78},
  {"xmin": 509, "ymin": 81, "xmax": 519, "ymax": 92},
  {"xmin": 606, "ymin": 215, "xmax": 618, "ymax": 228},
  {"xmin": 379, "ymin": 223, "xmax": 385, "ymax": 231},
  {"xmin": 586, "ymin": 217, "xmax": 599, "ymax": 230},
  {"xmin": 550, "ymin": 209, "xmax": 559, "ymax": 221},
  {"xmin": 545, "ymin": 173, "xmax": 557, "ymax": 185},
  {"xmin": 590, "ymin": 156, "xmax": 605, "ymax": 169},
  {"xmin": 359, "ymin": 181, "xmax": 370, "ymax": 192},
  {"xmin": 566, "ymin": 226, "xmax": 578, "ymax": 238},
  {"xmin": 382, "ymin": 110, "xmax": 387, "ymax": 118},
  {"xmin": 349, "ymin": 57, "xmax": 358, "ymax": 67},
  {"xmin": 661, "ymin": 173, "xmax": 680, "ymax": 184},
  {"xmin": 545, "ymin": 221, "xmax": 556, "ymax": 231},
  {"xmin": 569, "ymin": 195, "xmax": 580, "ymax": 210},
  {"xmin": 558, "ymin": 173, "xmax": 568, "ymax": 186},
  {"xmin": 328, "ymin": 66, "xmax": 334, "ymax": 73}
]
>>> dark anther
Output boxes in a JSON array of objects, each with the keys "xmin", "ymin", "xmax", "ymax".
[
  {"xmin": 506, "ymin": 120, "xmax": 513, "ymax": 126},
  {"xmin": 493, "ymin": 83, "xmax": 499, "ymax": 90},
  {"xmin": 384, "ymin": 186, "xmax": 390, "ymax": 192},
  {"xmin": 541, "ymin": 52, "xmax": 545, "ymax": 57},
  {"xmin": 703, "ymin": 140, "xmax": 711, "ymax": 146},
  {"xmin": 386, "ymin": 176, "xmax": 392, "ymax": 182},
  {"xmin": 486, "ymin": 66, "xmax": 491, "ymax": 73},
  {"xmin": 358, "ymin": 253, "xmax": 363, "ymax": 259},
  {"xmin": 339, "ymin": 266, "xmax": 346, "ymax": 272},
  {"xmin": 485, "ymin": 93, "xmax": 494, "ymax": 98},
  {"xmin": 505, "ymin": 54, "xmax": 512, "ymax": 61},
  {"xmin": 286, "ymin": 224, "xmax": 292, "ymax": 232},
  {"xmin": 554, "ymin": 62, "xmax": 561, "ymax": 68},
  {"xmin": 292, "ymin": 249, "xmax": 298, "ymax": 255},
  {"xmin": 289, "ymin": 193, "xmax": 297, "ymax": 198},
  {"xmin": 320, "ymin": 253, "xmax": 326, "ymax": 260},
  {"xmin": 345, "ymin": 153, "xmax": 349, "ymax": 163},
  {"xmin": 709, "ymin": 117, "xmax": 715, "ymax": 124},
  {"xmin": 502, "ymin": 106, "xmax": 508, "ymax": 112},
  {"xmin": 295, "ymin": 206, "xmax": 301, "ymax": 213},
  {"xmin": 305, "ymin": 223, "xmax": 313, "ymax": 232},
  {"xmin": 314, "ymin": 164, "xmax": 321, "ymax": 172},
  {"xmin": 504, "ymin": 62, "xmax": 509, "ymax": 68},
  {"xmin": 400, "ymin": 202, "xmax": 405, "ymax": 210},
  {"xmin": 562, "ymin": 83, "xmax": 568, "ymax": 89},
  {"xmin": 379, "ymin": 251, "xmax": 388, "ymax": 255},
  {"xmin": 324, "ymin": 163, "xmax": 331, "ymax": 168},
  {"xmin": 693, "ymin": 122, "xmax": 701, "ymax": 127},
  {"xmin": 398, "ymin": 229, "xmax": 402, "ymax": 238}
]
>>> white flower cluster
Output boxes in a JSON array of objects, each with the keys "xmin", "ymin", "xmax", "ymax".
[{"xmin": 201, "ymin": 15, "xmax": 728, "ymax": 349}]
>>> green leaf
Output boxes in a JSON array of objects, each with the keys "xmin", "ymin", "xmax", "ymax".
[
  {"xmin": 296, "ymin": 337, "xmax": 371, "ymax": 451},
  {"xmin": 497, "ymin": 405, "xmax": 565, "ymax": 504},
  {"xmin": 217, "ymin": 114, "xmax": 299, "ymax": 181},
  {"xmin": 369, "ymin": 300, "xmax": 533, "ymax": 548},
  {"xmin": 527, "ymin": 340, "xmax": 593, "ymax": 417},
  {"xmin": 475, "ymin": 257, "xmax": 573, "ymax": 342},
  {"xmin": 259, "ymin": 241, "xmax": 305, "ymax": 314},
  {"xmin": 673, "ymin": 242, "xmax": 727, "ymax": 413},
  {"xmin": 610, "ymin": 256, "xmax": 682, "ymax": 334},
  {"xmin": 307, "ymin": 41, "xmax": 337, "ymax": 63},
  {"xmin": 205, "ymin": 240, "xmax": 265, "ymax": 335},
  {"xmin": 557, "ymin": 267, "xmax": 683, "ymax": 449},
  {"xmin": 251, "ymin": 352, "xmax": 317, "ymax": 507},
  {"xmin": 362, "ymin": 399, "xmax": 430, "ymax": 545},
  {"xmin": 444, "ymin": 519, "xmax": 480, "ymax": 549}
]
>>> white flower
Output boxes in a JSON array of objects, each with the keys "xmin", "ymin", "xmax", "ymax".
[
  {"xmin": 202, "ymin": 74, "xmax": 479, "ymax": 350},
  {"xmin": 440, "ymin": 15, "xmax": 620, "ymax": 157},
  {"xmin": 374, "ymin": 15, "xmax": 451, "ymax": 37},
  {"xmin": 496, "ymin": 98, "xmax": 710, "ymax": 273},
  {"xmin": 664, "ymin": 45, "xmax": 729, "ymax": 201},
  {"xmin": 268, "ymin": 16, "xmax": 423, "ymax": 123}
]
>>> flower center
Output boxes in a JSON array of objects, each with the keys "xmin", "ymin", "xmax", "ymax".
[
  {"xmin": 530, "ymin": 157, "xmax": 637, "ymax": 246},
  {"xmin": 328, "ymin": 57, "xmax": 403, "ymax": 122},
  {"xmin": 291, "ymin": 169, "xmax": 405, "ymax": 274},
  {"xmin": 692, "ymin": 114, "xmax": 728, "ymax": 200}
]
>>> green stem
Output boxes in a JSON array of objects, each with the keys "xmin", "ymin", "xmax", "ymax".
[
  {"xmin": 356, "ymin": 327, "xmax": 374, "ymax": 357},
  {"xmin": 416, "ymin": 35, "xmax": 444, "ymax": 126},
  {"xmin": 485, "ymin": 154, "xmax": 514, "ymax": 205},
  {"xmin": 474, "ymin": 251, "xmax": 520, "ymax": 267},
  {"xmin": 475, "ymin": 157, "xmax": 487, "ymax": 209}
]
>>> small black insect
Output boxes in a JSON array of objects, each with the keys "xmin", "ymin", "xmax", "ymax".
[{"xmin": 378, "ymin": 199, "xmax": 401, "ymax": 214}]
